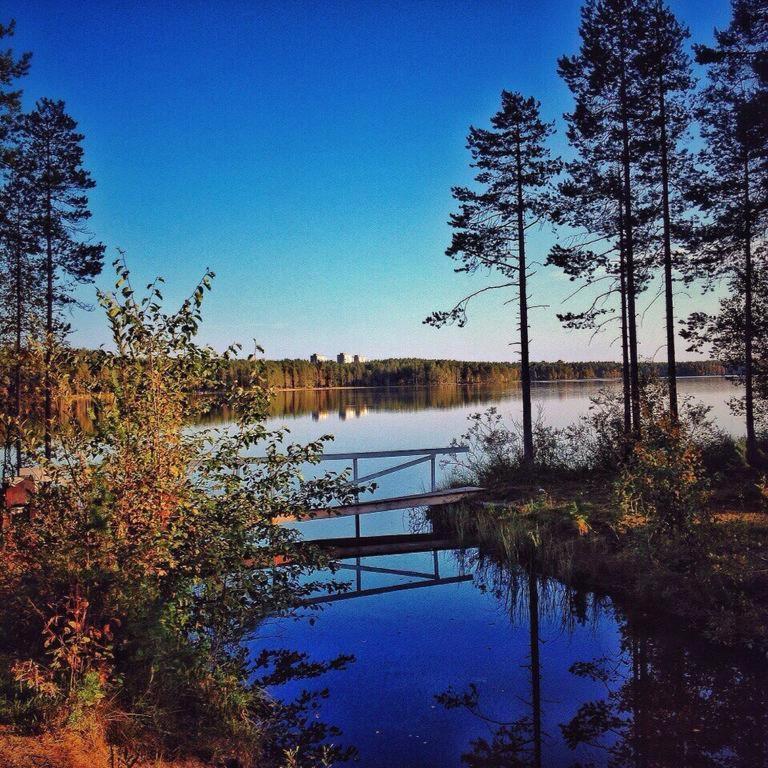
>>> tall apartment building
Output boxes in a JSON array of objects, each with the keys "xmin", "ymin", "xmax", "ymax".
[{"xmin": 310, "ymin": 353, "xmax": 328, "ymax": 363}]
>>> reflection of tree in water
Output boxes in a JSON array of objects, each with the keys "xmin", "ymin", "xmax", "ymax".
[
  {"xmin": 252, "ymin": 648, "xmax": 358, "ymax": 765},
  {"xmin": 435, "ymin": 517, "xmax": 768, "ymax": 768},
  {"xmin": 562, "ymin": 618, "xmax": 768, "ymax": 768},
  {"xmin": 437, "ymin": 680, "xmax": 536, "ymax": 768},
  {"xmin": 437, "ymin": 542, "xmax": 569, "ymax": 768}
]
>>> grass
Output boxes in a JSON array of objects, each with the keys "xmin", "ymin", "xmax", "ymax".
[{"xmin": 437, "ymin": 471, "xmax": 768, "ymax": 652}]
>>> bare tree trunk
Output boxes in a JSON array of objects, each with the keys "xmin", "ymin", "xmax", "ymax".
[
  {"xmin": 619, "ymin": 30, "xmax": 642, "ymax": 438},
  {"xmin": 744, "ymin": 154, "xmax": 758, "ymax": 465},
  {"xmin": 619, "ymin": 196, "xmax": 632, "ymax": 437},
  {"xmin": 515, "ymin": 137, "xmax": 534, "ymax": 467},
  {"xmin": 44, "ymin": 180, "xmax": 53, "ymax": 460},
  {"xmin": 657, "ymin": 58, "xmax": 679, "ymax": 422},
  {"xmin": 13, "ymin": 231, "xmax": 22, "ymax": 474}
]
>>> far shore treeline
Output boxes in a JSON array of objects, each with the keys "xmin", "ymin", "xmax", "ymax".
[{"xmin": 62, "ymin": 350, "xmax": 729, "ymax": 391}]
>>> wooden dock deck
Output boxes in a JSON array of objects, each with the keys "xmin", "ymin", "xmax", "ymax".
[{"xmin": 274, "ymin": 485, "xmax": 484, "ymax": 524}]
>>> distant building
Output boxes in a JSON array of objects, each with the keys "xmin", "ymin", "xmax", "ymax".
[
  {"xmin": 310, "ymin": 353, "xmax": 328, "ymax": 363},
  {"xmin": 337, "ymin": 352, "xmax": 352, "ymax": 364},
  {"xmin": 354, "ymin": 355, "xmax": 367, "ymax": 364}
]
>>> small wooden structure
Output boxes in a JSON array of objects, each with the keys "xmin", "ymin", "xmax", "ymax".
[
  {"xmin": 268, "ymin": 446, "xmax": 483, "ymax": 526},
  {"xmin": 278, "ymin": 446, "xmax": 483, "ymax": 605}
]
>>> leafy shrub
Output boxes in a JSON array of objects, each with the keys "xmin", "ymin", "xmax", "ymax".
[
  {"xmin": 444, "ymin": 388, "xmax": 629, "ymax": 486},
  {"xmin": 615, "ymin": 386, "xmax": 711, "ymax": 536},
  {"xmin": 755, "ymin": 474, "xmax": 768, "ymax": 511},
  {"xmin": 0, "ymin": 260, "xmax": 357, "ymax": 765}
]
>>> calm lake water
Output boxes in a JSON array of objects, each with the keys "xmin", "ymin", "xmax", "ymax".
[{"xmin": 247, "ymin": 378, "xmax": 768, "ymax": 767}]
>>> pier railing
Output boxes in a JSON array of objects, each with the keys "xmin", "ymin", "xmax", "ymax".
[
  {"xmin": 244, "ymin": 445, "xmax": 482, "ymax": 525},
  {"xmin": 318, "ymin": 445, "xmax": 469, "ymax": 492}
]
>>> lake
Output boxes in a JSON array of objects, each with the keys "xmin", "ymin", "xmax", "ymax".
[{"xmin": 248, "ymin": 378, "xmax": 768, "ymax": 767}]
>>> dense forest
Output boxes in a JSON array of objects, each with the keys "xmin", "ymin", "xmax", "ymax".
[
  {"xmin": 222, "ymin": 357, "xmax": 728, "ymax": 389},
  {"xmin": 63, "ymin": 350, "xmax": 728, "ymax": 391}
]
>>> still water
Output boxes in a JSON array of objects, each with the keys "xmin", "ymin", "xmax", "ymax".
[{"xmin": 248, "ymin": 378, "xmax": 768, "ymax": 767}]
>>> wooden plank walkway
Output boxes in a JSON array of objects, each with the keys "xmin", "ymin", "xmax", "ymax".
[{"xmin": 274, "ymin": 485, "xmax": 484, "ymax": 524}]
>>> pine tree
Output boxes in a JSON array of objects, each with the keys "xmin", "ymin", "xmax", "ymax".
[
  {"xmin": 635, "ymin": 0, "xmax": 696, "ymax": 423},
  {"xmin": 687, "ymin": 0, "xmax": 768, "ymax": 465},
  {"xmin": 22, "ymin": 98, "xmax": 105, "ymax": 458},
  {"xmin": 0, "ymin": 19, "xmax": 31, "ymax": 476},
  {"xmin": 548, "ymin": 159, "xmax": 635, "ymax": 436},
  {"xmin": 425, "ymin": 91, "xmax": 561, "ymax": 466},
  {"xmin": 0, "ymin": 20, "xmax": 30, "ymax": 166},
  {"xmin": 556, "ymin": 0, "xmax": 654, "ymax": 438},
  {"xmin": 0, "ymin": 152, "xmax": 43, "ymax": 474}
]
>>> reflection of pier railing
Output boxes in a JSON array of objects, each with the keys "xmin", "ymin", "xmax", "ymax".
[
  {"xmin": 259, "ymin": 445, "xmax": 482, "ymax": 604},
  {"xmin": 300, "ymin": 531, "xmax": 474, "ymax": 605}
]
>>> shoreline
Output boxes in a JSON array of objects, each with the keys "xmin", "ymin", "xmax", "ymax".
[{"xmin": 269, "ymin": 374, "xmax": 732, "ymax": 393}]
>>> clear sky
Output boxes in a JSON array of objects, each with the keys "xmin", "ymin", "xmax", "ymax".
[{"xmin": 5, "ymin": 0, "xmax": 732, "ymax": 362}]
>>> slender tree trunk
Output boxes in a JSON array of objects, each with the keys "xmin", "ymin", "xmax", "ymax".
[
  {"xmin": 658, "ymin": 65, "xmax": 679, "ymax": 423},
  {"xmin": 14, "ymin": 234, "xmax": 22, "ymax": 475},
  {"xmin": 44, "ymin": 177, "xmax": 53, "ymax": 460},
  {"xmin": 619, "ymin": 195, "xmax": 632, "ymax": 437},
  {"xmin": 528, "ymin": 563, "xmax": 542, "ymax": 768},
  {"xmin": 743, "ymin": 154, "xmax": 758, "ymax": 465},
  {"xmin": 44, "ymin": 236, "xmax": 53, "ymax": 459},
  {"xmin": 619, "ymin": 32, "xmax": 642, "ymax": 438},
  {"xmin": 515, "ymin": 137, "xmax": 534, "ymax": 466}
]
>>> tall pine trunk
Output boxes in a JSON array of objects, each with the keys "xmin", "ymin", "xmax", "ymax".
[
  {"xmin": 515, "ymin": 136, "xmax": 534, "ymax": 466},
  {"xmin": 43, "ymin": 142, "xmax": 54, "ymax": 461},
  {"xmin": 14, "ymin": 234, "xmax": 22, "ymax": 474},
  {"xmin": 44, "ymin": 219, "xmax": 53, "ymax": 460},
  {"xmin": 658, "ymin": 67, "xmax": 679, "ymax": 423},
  {"xmin": 619, "ymin": 25, "xmax": 642, "ymax": 438},
  {"xmin": 743, "ymin": 153, "xmax": 758, "ymax": 465},
  {"xmin": 618, "ymin": 195, "xmax": 632, "ymax": 437}
]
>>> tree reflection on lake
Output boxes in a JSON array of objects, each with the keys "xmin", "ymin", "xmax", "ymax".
[{"xmin": 432, "ymin": 511, "xmax": 768, "ymax": 768}]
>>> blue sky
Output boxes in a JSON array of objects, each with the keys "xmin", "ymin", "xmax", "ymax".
[{"xmin": 5, "ymin": 0, "xmax": 732, "ymax": 362}]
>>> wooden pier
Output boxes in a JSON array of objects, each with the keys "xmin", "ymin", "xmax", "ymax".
[
  {"xmin": 263, "ymin": 445, "xmax": 484, "ymax": 524},
  {"xmin": 274, "ymin": 485, "xmax": 483, "ymax": 523}
]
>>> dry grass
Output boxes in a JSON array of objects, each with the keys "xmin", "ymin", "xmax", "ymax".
[{"xmin": 0, "ymin": 725, "xmax": 208, "ymax": 768}]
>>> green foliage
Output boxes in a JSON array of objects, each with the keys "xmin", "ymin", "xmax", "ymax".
[
  {"xmin": 444, "ymin": 388, "xmax": 632, "ymax": 487},
  {"xmin": 0, "ymin": 261, "xmax": 358, "ymax": 765},
  {"xmin": 615, "ymin": 386, "xmax": 711, "ymax": 536}
]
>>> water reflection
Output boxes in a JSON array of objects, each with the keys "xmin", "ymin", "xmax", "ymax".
[
  {"xmin": 261, "ymin": 503, "xmax": 768, "ymax": 767},
  {"xmin": 60, "ymin": 380, "xmax": 746, "ymax": 444},
  {"xmin": 431, "ymin": 511, "xmax": 768, "ymax": 768}
]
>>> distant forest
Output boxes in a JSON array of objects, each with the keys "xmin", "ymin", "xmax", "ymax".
[
  {"xmin": 67, "ymin": 351, "xmax": 729, "ymax": 391},
  {"xmin": 238, "ymin": 357, "xmax": 729, "ymax": 389}
]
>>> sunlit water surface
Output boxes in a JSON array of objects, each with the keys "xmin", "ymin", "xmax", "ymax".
[{"xmin": 238, "ymin": 378, "xmax": 768, "ymax": 767}]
